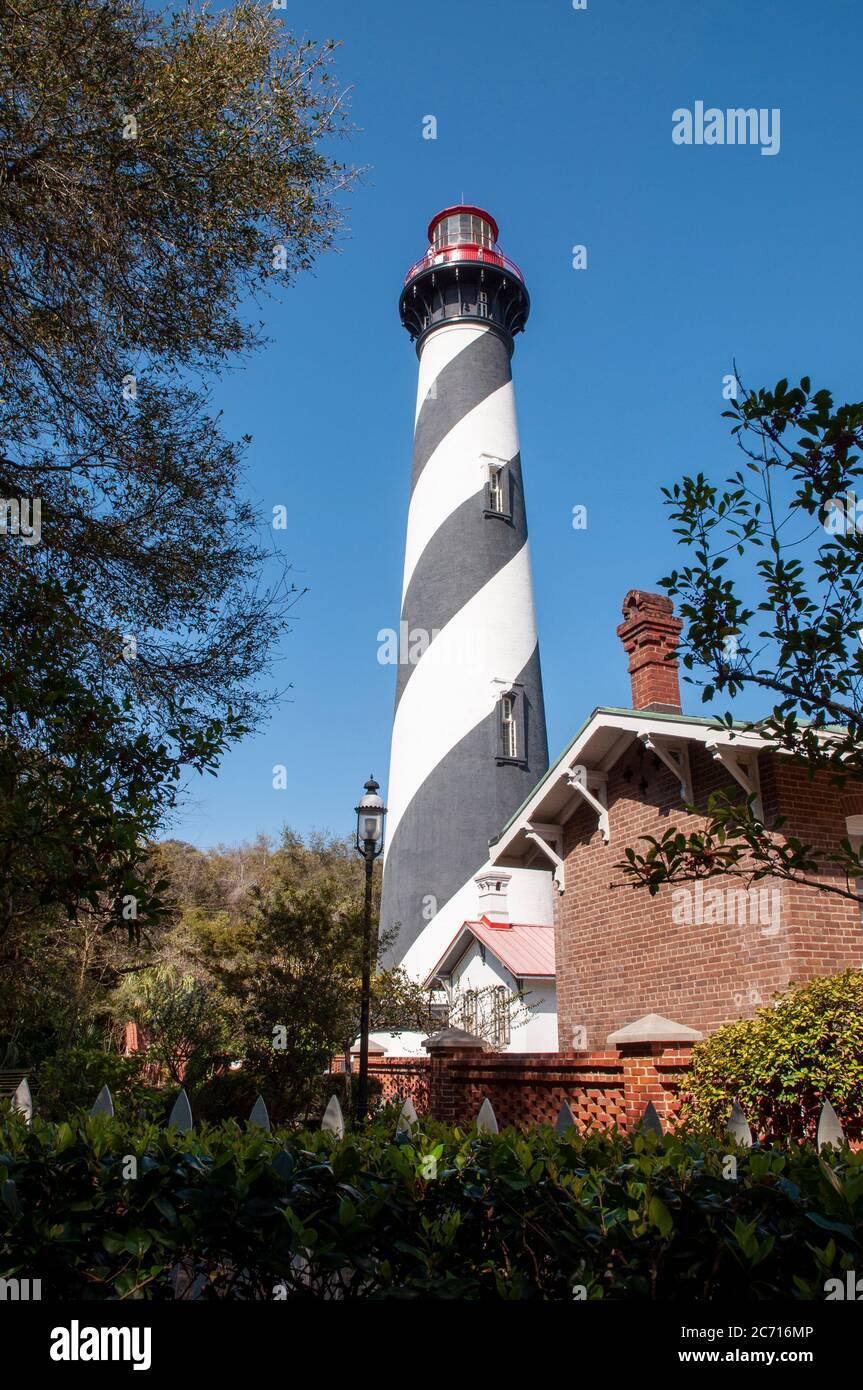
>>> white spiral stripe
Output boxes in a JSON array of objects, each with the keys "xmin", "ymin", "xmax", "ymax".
[
  {"xmin": 401, "ymin": 380, "xmax": 519, "ymax": 602},
  {"xmin": 385, "ymin": 542, "xmax": 539, "ymax": 854}
]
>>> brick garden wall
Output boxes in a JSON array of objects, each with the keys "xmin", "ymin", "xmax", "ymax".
[
  {"xmin": 363, "ymin": 1042, "xmax": 693, "ymax": 1133},
  {"xmin": 366, "ymin": 1056, "xmax": 430, "ymax": 1112}
]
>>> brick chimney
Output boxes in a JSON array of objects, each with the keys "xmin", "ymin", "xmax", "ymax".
[{"xmin": 616, "ymin": 590, "xmax": 683, "ymax": 713}]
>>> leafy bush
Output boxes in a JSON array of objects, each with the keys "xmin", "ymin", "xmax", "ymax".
[
  {"xmin": 680, "ymin": 970, "xmax": 863, "ymax": 1141},
  {"xmin": 189, "ymin": 1064, "xmax": 382, "ymax": 1129},
  {"xmin": 33, "ymin": 1048, "xmax": 163, "ymax": 1123},
  {"xmin": 1, "ymin": 1107, "xmax": 861, "ymax": 1300}
]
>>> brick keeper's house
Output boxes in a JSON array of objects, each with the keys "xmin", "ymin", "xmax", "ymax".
[{"xmin": 366, "ymin": 589, "xmax": 863, "ymax": 1131}]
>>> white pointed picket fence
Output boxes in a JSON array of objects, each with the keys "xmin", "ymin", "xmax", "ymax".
[{"xmin": 8, "ymin": 1076, "xmax": 853, "ymax": 1149}]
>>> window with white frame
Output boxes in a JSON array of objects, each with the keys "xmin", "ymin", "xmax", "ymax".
[
  {"xmin": 482, "ymin": 456, "xmax": 511, "ymax": 520},
  {"xmin": 500, "ymin": 692, "xmax": 518, "ymax": 759}
]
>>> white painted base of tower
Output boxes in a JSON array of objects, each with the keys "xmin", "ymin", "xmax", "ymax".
[{"xmin": 399, "ymin": 861, "xmax": 553, "ymax": 983}]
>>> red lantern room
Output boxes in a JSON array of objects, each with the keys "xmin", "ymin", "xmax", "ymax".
[
  {"xmin": 428, "ymin": 205, "xmax": 499, "ymax": 251},
  {"xmin": 400, "ymin": 204, "xmax": 529, "ymax": 348}
]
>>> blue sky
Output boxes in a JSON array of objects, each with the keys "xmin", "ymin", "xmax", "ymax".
[{"xmin": 170, "ymin": 0, "xmax": 863, "ymax": 849}]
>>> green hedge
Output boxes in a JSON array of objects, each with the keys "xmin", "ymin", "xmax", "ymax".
[
  {"xmin": 680, "ymin": 970, "xmax": 863, "ymax": 1141},
  {"xmin": 1, "ymin": 1106, "xmax": 861, "ymax": 1300}
]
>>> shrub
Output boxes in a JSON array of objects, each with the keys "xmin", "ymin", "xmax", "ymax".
[
  {"xmin": 188, "ymin": 1064, "xmax": 382, "ymax": 1129},
  {"xmin": 33, "ymin": 1047, "xmax": 163, "ymax": 1123},
  {"xmin": 679, "ymin": 969, "xmax": 863, "ymax": 1141},
  {"xmin": 1, "ymin": 1107, "xmax": 861, "ymax": 1300}
]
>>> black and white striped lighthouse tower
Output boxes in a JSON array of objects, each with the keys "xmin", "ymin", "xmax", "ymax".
[{"xmin": 380, "ymin": 206, "xmax": 549, "ymax": 971}]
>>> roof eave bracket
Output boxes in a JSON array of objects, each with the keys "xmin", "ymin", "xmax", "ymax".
[
  {"xmin": 639, "ymin": 734, "xmax": 693, "ymax": 804},
  {"xmin": 524, "ymin": 824, "xmax": 565, "ymax": 893},
  {"xmin": 566, "ymin": 766, "xmax": 610, "ymax": 843},
  {"xmin": 706, "ymin": 742, "xmax": 764, "ymax": 820}
]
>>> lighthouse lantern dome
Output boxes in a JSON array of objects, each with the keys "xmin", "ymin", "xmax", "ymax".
[{"xmin": 428, "ymin": 205, "xmax": 499, "ymax": 251}]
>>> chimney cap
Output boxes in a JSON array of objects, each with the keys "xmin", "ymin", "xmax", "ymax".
[{"xmin": 620, "ymin": 589, "xmax": 676, "ymax": 620}]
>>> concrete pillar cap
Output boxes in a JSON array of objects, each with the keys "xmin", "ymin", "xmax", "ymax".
[
  {"xmin": 607, "ymin": 1013, "xmax": 703, "ymax": 1045},
  {"xmin": 423, "ymin": 1027, "xmax": 489, "ymax": 1052}
]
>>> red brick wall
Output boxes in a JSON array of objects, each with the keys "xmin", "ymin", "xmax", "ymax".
[
  {"xmin": 365, "ymin": 1056, "xmax": 430, "ymax": 1112},
  {"xmin": 353, "ymin": 1045, "xmax": 692, "ymax": 1133},
  {"xmin": 554, "ymin": 743, "xmax": 863, "ymax": 1052},
  {"xmin": 428, "ymin": 1049, "xmax": 629, "ymax": 1131}
]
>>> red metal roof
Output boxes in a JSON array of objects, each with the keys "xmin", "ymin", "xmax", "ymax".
[{"xmin": 427, "ymin": 917, "xmax": 555, "ymax": 984}]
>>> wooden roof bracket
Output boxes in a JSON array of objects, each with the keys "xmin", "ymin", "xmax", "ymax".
[
  {"xmin": 566, "ymin": 765, "xmax": 610, "ymax": 843},
  {"xmin": 524, "ymin": 823, "xmax": 565, "ymax": 894},
  {"xmin": 706, "ymin": 741, "xmax": 764, "ymax": 820},
  {"xmin": 639, "ymin": 733, "xmax": 693, "ymax": 804}
]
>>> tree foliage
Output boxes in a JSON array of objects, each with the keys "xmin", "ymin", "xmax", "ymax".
[
  {"xmin": 0, "ymin": 0, "xmax": 353, "ymax": 944},
  {"xmin": 0, "ymin": 573, "xmax": 230, "ymax": 949},
  {"xmin": 619, "ymin": 376, "xmax": 863, "ymax": 903},
  {"xmin": 111, "ymin": 831, "xmax": 431, "ymax": 1123},
  {"xmin": 1, "ymin": 0, "xmax": 352, "ymax": 730}
]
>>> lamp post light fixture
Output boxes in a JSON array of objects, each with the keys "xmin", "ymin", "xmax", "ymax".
[{"xmin": 354, "ymin": 775, "xmax": 386, "ymax": 1123}]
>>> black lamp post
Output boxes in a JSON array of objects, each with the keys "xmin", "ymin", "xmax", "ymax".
[{"xmin": 354, "ymin": 775, "xmax": 386, "ymax": 1123}]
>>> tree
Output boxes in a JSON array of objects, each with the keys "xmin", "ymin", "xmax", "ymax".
[
  {"xmin": 619, "ymin": 376, "xmax": 863, "ymax": 905},
  {"xmin": 0, "ymin": 572, "xmax": 229, "ymax": 946},
  {"xmin": 177, "ymin": 833, "xmax": 430, "ymax": 1122},
  {"xmin": 117, "ymin": 965, "xmax": 228, "ymax": 1086},
  {"xmin": 0, "ymin": 0, "xmax": 353, "ymax": 932},
  {"xmin": 204, "ymin": 908, "xmax": 431, "ymax": 1121},
  {"xmin": 1, "ymin": 0, "xmax": 352, "ymax": 729}
]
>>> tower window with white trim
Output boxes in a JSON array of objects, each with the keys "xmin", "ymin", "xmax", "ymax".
[
  {"xmin": 501, "ymin": 693, "xmax": 518, "ymax": 759},
  {"xmin": 483, "ymin": 458, "xmax": 511, "ymax": 520},
  {"xmin": 497, "ymin": 686, "xmax": 527, "ymax": 765}
]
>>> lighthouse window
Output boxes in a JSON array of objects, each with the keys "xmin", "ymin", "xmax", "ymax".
[
  {"xmin": 478, "ymin": 289, "xmax": 489, "ymax": 317},
  {"xmin": 497, "ymin": 687, "xmax": 526, "ymax": 765},
  {"xmin": 483, "ymin": 460, "xmax": 511, "ymax": 520},
  {"xmin": 501, "ymin": 694, "xmax": 518, "ymax": 759},
  {"xmin": 433, "ymin": 214, "xmax": 495, "ymax": 251}
]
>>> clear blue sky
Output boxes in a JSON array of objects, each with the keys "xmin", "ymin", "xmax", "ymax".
[{"xmin": 170, "ymin": 0, "xmax": 863, "ymax": 849}]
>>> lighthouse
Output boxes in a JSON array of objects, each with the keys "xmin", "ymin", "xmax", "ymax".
[{"xmin": 379, "ymin": 206, "xmax": 549, "ymax": 971}]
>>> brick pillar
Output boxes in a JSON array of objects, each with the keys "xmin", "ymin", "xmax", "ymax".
[
  {"xmin": 619, "ymin": 1043, "xmax": 670, "ymax": 1130},
  {"xmin": 424, "ymin": 1027, "xmax": 488, "ymax": 1125},
  {"xmin": 427, "ymin": 1047, "xmax": 455, "ymax": 1125},
  {"xmin": 608, "ymin": 1014, "xmax": 701, "ymax": 1131}
]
